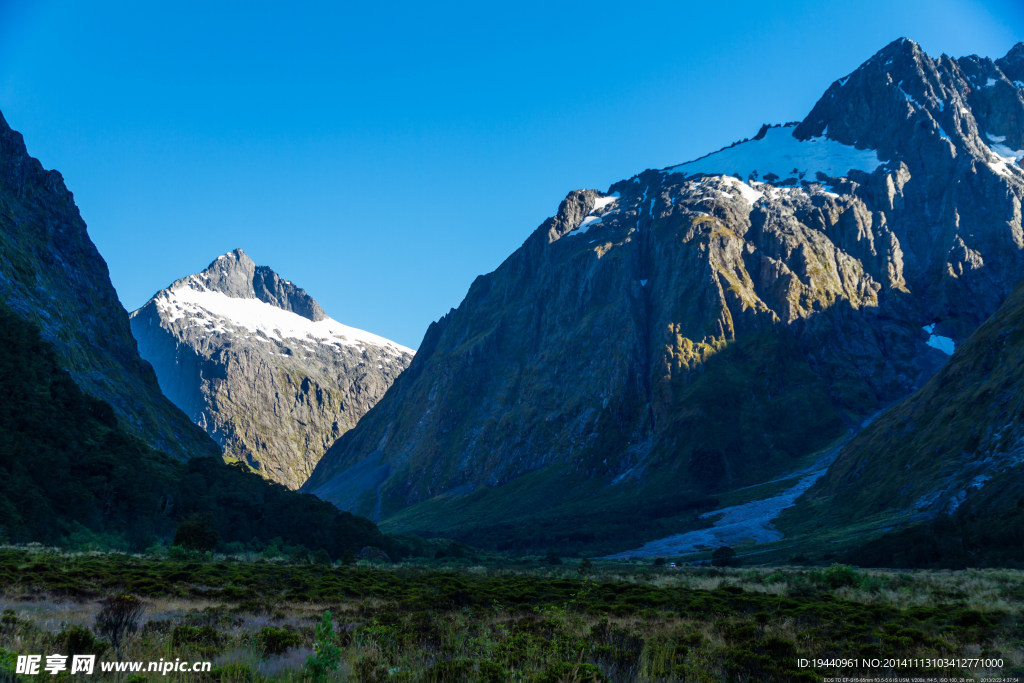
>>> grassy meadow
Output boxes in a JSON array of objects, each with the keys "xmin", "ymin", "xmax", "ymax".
[{"xmin": 0, "ymin": 547, "xmax": 1022, "ymax": 681}]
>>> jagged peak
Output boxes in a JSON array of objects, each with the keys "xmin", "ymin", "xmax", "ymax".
[
  {"xmin": 155, "ymin": 249, "xmax": 328, "ymax": 322},
  {"xmin": 205, "ymin": 248, "xmax": 254, "ymax": 272},
  {"xmin": 1003, "ymin": 42, "xmax": 1024, "ymax": 63},
  {"xmin": 996, "ymin": 42, "xmax": 1024, "ymax": 81},
  {"xmin": 872, "ymin": 37, "xmax": 925, "ymax": 64}
]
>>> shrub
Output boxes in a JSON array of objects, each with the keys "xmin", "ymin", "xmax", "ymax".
[
  {"xmin": 56, "ymin": 625, "xmax": 108, "ymax": 656},
  {"xmin": 256, "ymin": 625, "xmax": 302, "ymax": 655},
  {"xmin": 171, "ymin": 624, "xmax": 223, "ymax": 651},
  {"xmin": 821, "ymin": 563, "xmax": 858, "ymax": 589},
  {"xmin": 95, "ymin": 594, "xmax": 145, "ymax": 661},
  {"xmin": 539, "ymin": 661, "xmax": 606, "ymax": 682},
  {"xmin": 422, "ymin": 658, "xmax": 475, "ymax": 681},
  {"xmin": 173, "ymin": 514, "xmax": 220, "ymax": 551},
  {"xmin": 305, "ymin": 611, "xmax": 341, "ymax": 681}
]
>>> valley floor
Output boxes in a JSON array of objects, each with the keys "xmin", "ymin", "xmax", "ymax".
[{"xmin": 0, "ymin": 548, "xmax": 1022, "ymax": 681}]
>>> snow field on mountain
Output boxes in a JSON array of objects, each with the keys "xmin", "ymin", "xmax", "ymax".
[
  {"xmin": 667, "ymin": 126, "xmax": 885, "ymax": 181},
  {"xmin": 156, "ymin": 282, "xmax": 414, "ymax": 355}
]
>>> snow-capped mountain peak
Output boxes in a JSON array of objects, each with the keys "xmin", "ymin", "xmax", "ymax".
[{"xmin": 129, "ymin": 250, "xmax": 414, "ymax": 489}]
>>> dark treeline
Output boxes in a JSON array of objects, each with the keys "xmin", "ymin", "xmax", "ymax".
[{"xmin": 0, "ymin": 301, "xmax": 395, "ymax": 559}]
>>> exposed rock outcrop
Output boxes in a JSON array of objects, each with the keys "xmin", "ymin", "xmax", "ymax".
[
  {"xmin": 304, "ymin": 40, "xmax": 1024, "ymax": 551},
  {"xmin": 0, "ymin": 111, "xmax": 218, "ymax": 460},
  {"xmin": 131, "ymin": 250, "xmax": 414, "ymax": 489}
]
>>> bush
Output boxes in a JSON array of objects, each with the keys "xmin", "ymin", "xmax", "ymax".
[
  {"xmin": 173, "ymin": 514, "xmax": 220, "ymax": 551},
  {"xmin": 305, "ymin": 611, "xmax": 341, "ymax": 680},
  {"xmin": 821, "ymin": 563, "xmax": 858, "ymax": 589},
  {"xmin": 171, "ymin": 624, "xmax": 223, "ymax": 651},
  {"xmin": 256, "ymin": 626, "xmax": 302, "ymax": 655},
  {"xmin": 95, "ymin": 594, "xmax": 145, "ymax": 660},
  {"xmin": 56, "ymin": 625, "xmax": 108, "ymax": 656}
]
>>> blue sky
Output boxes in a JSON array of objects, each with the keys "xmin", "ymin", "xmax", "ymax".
[{"xmin": 2, "ymin": 0, "xmax": 1022, "ymax": 348}]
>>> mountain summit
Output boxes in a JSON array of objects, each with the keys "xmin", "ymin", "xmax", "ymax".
[
  {"xmin": 303, "ymin": 40, "xmax": 1024, "ymax": 553},
  {"xmin": 130, "ymin": 250, "xmax": 413, "ymax": 489}
]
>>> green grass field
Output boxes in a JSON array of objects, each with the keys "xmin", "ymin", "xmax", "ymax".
[{"xmin": 0, "ymin": 547, "xmax": 1021, "ymax": 681}]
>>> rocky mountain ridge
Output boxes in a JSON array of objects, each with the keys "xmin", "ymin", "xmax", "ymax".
[
  {"xmin": 304, "ymin": 39, "xmax": 1024, "ymax": 552},
  {"xmin": 131, "ymin": 249, "xmax": 414, "ymax": 489},
  {"xmin": 0, "ymin": 110, "xmax": 218, "ymax": 460}
]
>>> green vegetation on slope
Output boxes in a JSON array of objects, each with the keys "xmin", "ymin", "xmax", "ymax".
[
  {"xmin": 783, "ymin": 279, "xmax": 1024, "ymax": 568},
  {"xmin": 384, "ymin": 330, "xmax": 847, "ymax": 556},
  {"xmin": 654, "ymin": 329, "xmax": 846, "ymax": 487},
  {"xmin": 0, "ymin": 302, "xmax": 387, "ymax": 558},
  {"xmin": 0, "ymin": 549, "xmax": 1021, "ymax": 681}
]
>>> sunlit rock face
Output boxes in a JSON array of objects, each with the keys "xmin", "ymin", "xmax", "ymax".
[
  {"xmin": 131, "ymin": 249, "xmax": 414, "ymax": 489},
  {"xmin": 304, "ymin": 40, "xmax": 1024, "ymax": 548}
]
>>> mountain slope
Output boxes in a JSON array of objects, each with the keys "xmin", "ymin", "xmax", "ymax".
[
  {"xmin": 0, "ymin": 298, "xmax": 387, "ymax": 555},
  {"xmin": 784, "ymin": 277, "xmax": 1024, "ymax": 550},
  {"xmin": 130, "ymin": 250, "xmax": 414, "ymax": 488},
  {"xmin": 0, "ymin": 111, "xmax": 217, "ymax": 460},
  {"xmin": 304, "ymin": 39, "xmax": 1024, "ymax": 552}
]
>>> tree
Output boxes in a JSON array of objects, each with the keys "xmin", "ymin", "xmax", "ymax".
[
  {"xmin": 305, "ymin": 611, "xmax": 341, "ymax": 680},
  {"xmin": 172, "ymin": 513, "xmax": 219, "ymax": 551}
]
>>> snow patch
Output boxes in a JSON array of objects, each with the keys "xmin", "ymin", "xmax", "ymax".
[
  {"xmin": 157, "ymin": 281, "xmax": 414, "ymax": 355},
  {"xmin": 898, "ymin": 83, "xmax": 925, "ymax": 110},
  {"xmin": 719, "ymin": 176, "xmax": 764, "ymax": 204},
  {"xmin": 985, "ymin": 138, "xmax": 1024, "ymax": 177},
  {"xmin": 573, "ymin": 215, "xmax": 603, "ymax": 236},
  {"xmin": 604, "ymin": 446, "xmax": 841, "ymax": 558},
  {"xmin": 922, "ymin": 324, "xmax": 955, "ymax": 355},
  {"xmin": 568, "ymin": 192, "xmax": 620, "ymax": 238},
  {"xmin": 592, "ymin": 193, "xmax": 619, "ymax": 211},
  {"xmin": 666, "ymin": 126, "xmax": 884, "ymax": 183}
]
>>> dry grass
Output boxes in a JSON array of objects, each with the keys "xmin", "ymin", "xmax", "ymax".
[{"xmin": 0, "ymin": 549, "xmax": 1022, "ymax": 681}]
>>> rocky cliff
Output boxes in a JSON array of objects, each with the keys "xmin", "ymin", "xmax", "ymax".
[
  {"xmin": 130, "ymin": 250, "xmax": 414, "ymax": 489},
  {"xmin": 304, "ymin": 39, "xmax": 1024, "ymax": 551},
  {"xmin": 0, "ymin": 110, "xmax": 218, "ymax": 460},
  {"xmin": 794, "ymin": 276, "xmax": 1024, "ymax": 527}
]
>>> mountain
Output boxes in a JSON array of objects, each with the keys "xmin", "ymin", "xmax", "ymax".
[
  {"xmin": 0, "ymin": 111, "xmax": 217, "ymax": 460},
  {"xmin": 0, "ymin": 297, "xmax": 391, "ymax": 555},
  {"xmin": 304, "ymin": 38, "xmax": 1024, "ymax": 553},
  {"xmin": 0, "ymin": 110, "xmax": 392, "ymax": 557},
  {"xmin": 130, "ymin": 250, "xmax": 414, "ymax": 489},
  {"xmin": 777, "ymin": 277, "xmax": 1024, "ymax": 567}
]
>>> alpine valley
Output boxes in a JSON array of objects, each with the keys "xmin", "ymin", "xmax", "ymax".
[
  {"xmin": 0, "ymin": 109, "xmax": 397, "ymax": 557},
  {"xmin": 302, "ymin": 38, "xmax": 1024, "ymax": 559},
  {"xmin": 4, "ymin": 38, "xmax": 1024, "ymax": 566},
  {"xmin": 6, "ymin": 32, "xmax": 1024, "ymax": 682}
]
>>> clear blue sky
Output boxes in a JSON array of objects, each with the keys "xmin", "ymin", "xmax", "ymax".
[{"xmin": 2, "ymin": 0, "xmax": 1022, "ymax": 349}]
